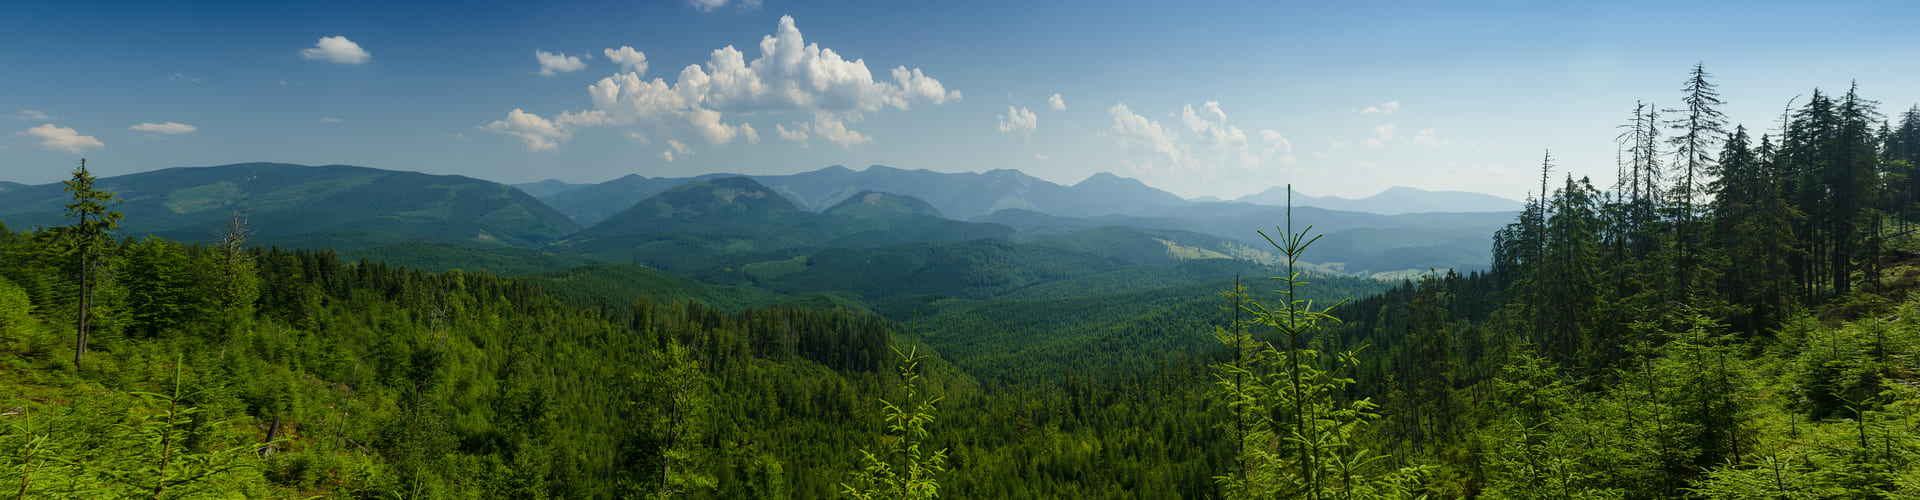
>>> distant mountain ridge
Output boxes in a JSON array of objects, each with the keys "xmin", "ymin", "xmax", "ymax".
[
  {"xmin": 531, "ymin": 165, "xmax": 1196, "ymax": 226},
  {"xmin": 562, "ymin": 177, "xmax": 1015, "ymax": 272},
  {"xmin": 1238, "ymin": 185, "xmax": 1524, "ymax": 214},
  {"xmin": 0, "ymin": 162, "xmax": 579, "ymax": 250},
  {"xmin": 530, "ymin": 165, "xmax": 1523, "ymax": 228}
]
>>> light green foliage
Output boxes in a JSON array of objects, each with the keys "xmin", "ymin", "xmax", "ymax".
[
  {"xmin": 1212, "ymin": 193, "xmax": 1427, "ymax": 499},
  {"xmin": 0, "ymin": 275, "xmax": 28, "ymax": 335},
  {"xmin": 642, "ymin": 340, "xmax": 716, "ymax": 498},
  {"xmin": 844, "ymin": 345, "xmax": 949, "ymax": 500}
]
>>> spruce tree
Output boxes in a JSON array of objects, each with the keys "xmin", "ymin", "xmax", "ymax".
[
  {"xmin": 1665, "ymin": 63, "xmax": 1727, "ymax": 294},
  {"xmin": 56, "ymin": 159, "xmax": 122, "ymax": 367}
]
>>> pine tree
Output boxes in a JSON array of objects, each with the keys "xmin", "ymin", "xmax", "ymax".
[
  {"xmin": 1665, "ymin": 63, "xmax": 1728, "ymax": 294},
  {"xmin": 844, "ymin": 345, "xmax": 948, "ymax": 500},
  {"xmin": 55, "ymin": 159, "xmax": 122, "ymax": 367}
]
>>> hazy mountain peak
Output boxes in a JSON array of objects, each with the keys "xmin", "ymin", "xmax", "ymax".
[{"xmin": 1237, "ymin": 184, "xmax": 1521, "ymax": 215}]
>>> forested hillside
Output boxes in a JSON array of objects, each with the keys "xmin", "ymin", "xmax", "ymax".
[{"xmin": 5, "ymin": 65, "xmax": 1920, "ymax": 499}]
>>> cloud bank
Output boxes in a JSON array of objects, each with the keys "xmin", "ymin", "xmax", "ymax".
[{"xmin": 487, "ymin": 16, "xmax": 958, "ymax": 153}]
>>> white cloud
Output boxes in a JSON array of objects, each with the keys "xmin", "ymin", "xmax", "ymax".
[
  {"xmin": 1048, "ymin": 93, "xmax": 1065, "ymax": 111},
  {"xmin": 1108, "ymin": 101, "xmax": 1286, "ymax": 197},
  {"xmin": 21, "ymin": 124, "xmax": 104, "ymax": 154},
  {"xmin": 1181, "ymin": 102, "xmax": 1250, "ymax": 150},
  {"xmin": 5, "ymin": 110, "xmax": 52, "ymax": 121},
  {"xmin": 740, "ymin": 122, "xmax": 759, "ymax": 145},
  {"xmin": 169, "ymin": 73, "xmax": 199, "ymax": 83},
  {"xmin": 997, "ymin": 106, "xmax": 1037, "ymax": 139},
  {"xmin": 776, "ymin": 122, "xmax": 810, "ymax": 148},
  {"xmin": 667, "ymin": 139, "xmax": 692, "ymax": 158},
  {"xmin": 1412, "ymin": 127, "xmax": 1451, "ymax": 147},
  {"xmin": 688, "ymin": 0, "xmax": 760, "ymax": 12},
  {"xmin": 130, "ymin": 122, "xmax": 196, "ymax": 135},
  {"xmin": 661, "ymin": 150, "xmax": 675, "ymax": 162},
  {"xmin": 604, "ymin": 46, "xmax": 649, "ymax": 75},
  {"xmin": 301, "ymin": 36, "xmax": 371, "ymax": 64},
  {"xmin": 1373, "ymin": 123, "xmax": 1398, "ymax": 141},
  {"xmin": 536, "ymin": 50, "xmax": 588, "ymax": 76},
  {"xmin": 1357, "ymin": 100, "xmax": 1400, "ymax": 114},
  {"xmin": 321, "ymin": 117, "xmax": 342, "ymax": 123},
  {"xmin": 487, "ymin": 16, "xmax": 955, "ymax": 151},
  {"xmin": 811, "ymin": 113, "xmax": 870, "ymax": 148},
  {"xmin": 1035, "ymin": 153, "xmax": 1049, "ymax": 160},
  {"xmin": 1259, "ymin": 129, "xmax": 1296, "ymax": 166},
  {"xmin": 1364, "ymin": 123, "xmax": 1398, "ymax": 149},
  {"xmin": 1258, "ymin": 129, "xmax": 1292, "ymax": 154},
  {"xmin": 1108, "ymin": 102, "xmax": 1192, "ymax": 174},
  {"xmin": 484, "ymin": 109, "xmax": 569, "ymax": 151}
]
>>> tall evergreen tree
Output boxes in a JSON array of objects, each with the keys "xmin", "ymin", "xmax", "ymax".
[
  {"xmin": 56, "ymin": 159, "xmax": 122, "ymax": 367},
  {"xmin": 1666, "ymin": 63, "xmax": 1728, "ymax": 294}
]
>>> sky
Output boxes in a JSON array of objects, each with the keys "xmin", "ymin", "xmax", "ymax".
[{"xmin": 4, "ymin": 0, "xmax": 1919, "ymax": 201}]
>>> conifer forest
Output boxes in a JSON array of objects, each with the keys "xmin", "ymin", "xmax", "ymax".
[{"xmin": 7, "ymin": 36, "xmax": 1920, "ymax": 500}]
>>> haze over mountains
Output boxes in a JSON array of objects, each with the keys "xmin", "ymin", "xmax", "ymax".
[
  {"xmin": 527, "ymin": 164, "xmax": 1523, "ymax": 227},
  {"xmin": 0, "ymin": 162, "xmax": 1520, "ymax": 278}
]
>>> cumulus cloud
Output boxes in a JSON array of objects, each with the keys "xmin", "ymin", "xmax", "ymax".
[
  {"xmin": 484, "ymin": 109, "xmax": 569, "ymax": 151},
  {"xmin": 301, "ymin": 36, "xmax": 371, "ymax": 64},
  {"xmin": 486, "ymin": 16, "xmax": 956, "ymax": 152},
  {"xmin": 740, "ymin": 122, "xmax": 759, "ymax": 145},
  {"xmin": 1357, "ymin": 100, "xmax": 1400, "ymax": 114},
  {"xmin": 997, "ymin": 106, "xmax": 1037, "ymax": 139},
  {"xmin": 811, "ymin": 113, "xmax": 871, "ymax": 148},
  {"xmin": 1108, "ymin": 102, "xmax": 1193, "ymax": 174},
  {"xmin": 1259, "ymin": 129, "xmax": 1296, "ymax": 166},
  {"xmin": 776, "ymin": 122, "xmax": 809, "ymax": 147},
  {"xmin": 687, "ymin": 0, "xmax": 760, "ymax": 12},
  {"xmin": 1048, "ymin": 93, "xmax": 1065, "ymax": 111},
  {"xmin": 536, "ymin": 50, "xmax": 589, "ymax": 76},
  {"xmin": 604, "ymin": 46, "xmax": 649, "ymax": 75},
  {"xmin": 1373, "ymin": 123, "xmax": 1398, "ymax": 141},
  {"xmin": 5, "ymin": 110, "xmax": 53, "ymax": 121},
  {"xmin": 1365, "ymin": 123, "xmax": 1397, "ymax": 148},
  {"xmin": 21, "ymin": 124, "xmax": 104, "ymax": 154},
  {"xmin": 130, "ymin": 122, "xmax": 196, "ymax": 135},
  {"xmin": 1108, "ymin": 101, "xmax": 1283, "ymax": 196},
  {"xmin": 1259, "ymin": 129, "xmax": 1292, "ymax": 154},
  {"xmin": 1413, "ymin": 128, "xmax": 1451, "ymax": 146}
]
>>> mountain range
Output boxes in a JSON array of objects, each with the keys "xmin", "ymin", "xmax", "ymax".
[
  {"xmin": 0, "ymin": 162, "xmax": 576, "ymax": 250},
  {"xmin": 1236, "ymin": 185, "xmax": 1525, "ymax": 214},
  {"xmin": 0, "ymin": 162, "xmax": 1521, "ymax": 279},
  {"xmin": 524, "ymin": 165, "xmax": 1522, "ymax": 227}
]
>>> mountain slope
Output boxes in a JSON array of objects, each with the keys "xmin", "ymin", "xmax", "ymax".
[
  {"xmin": 562, "ymin": 178, "xmax": 1014, "ymax": 272},
  {"xmin": 534, "ymin": 165, "xmax": 1196, "ymax": 225},
  {"xmin": 982, "ymin": 203, "xmax": 1513, "ymax": 273},
  {"xmin": 510, "ymin": 178, "xmax": 593, "ymax": 198},
  {"xmin": 0, "ymin": 162, "xmax": 579, "ymax": 249}
]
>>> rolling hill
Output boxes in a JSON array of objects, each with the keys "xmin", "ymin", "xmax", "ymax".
[
  {"xmin": 533, "ymin": 165, "xmax": 1199, "ymax": 226},
  {"xmin": 560, "ymin": 178, "xmax": 1015, "ymax": 272},
  {"xmin": 0, "ymin": 162, "xmax": 580, "ymax": 250}
]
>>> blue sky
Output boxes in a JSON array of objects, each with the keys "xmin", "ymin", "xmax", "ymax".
[{"xmin": 3, "ymin": 0, "xmax": 1918, "ymax": 201}]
